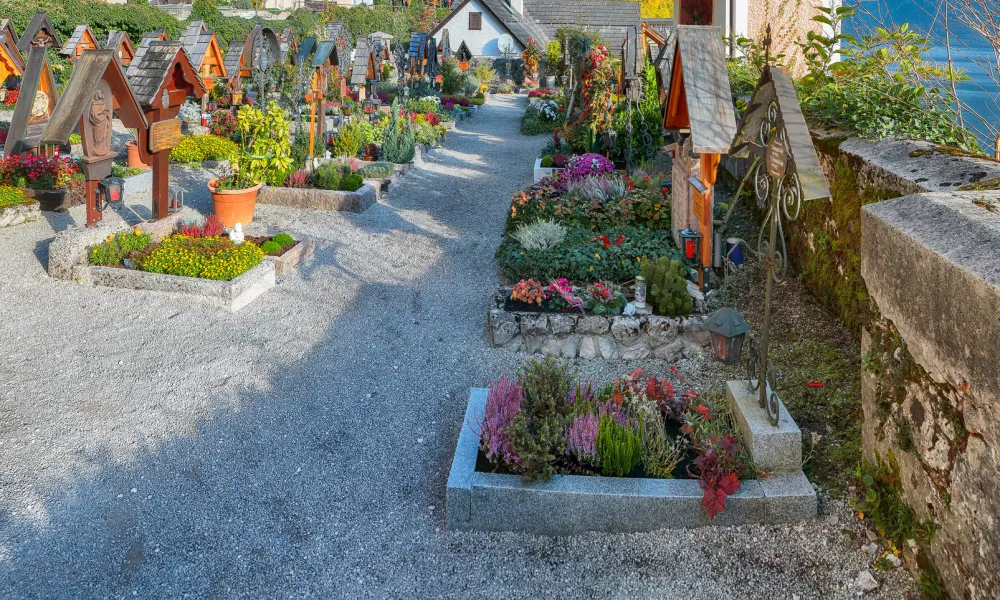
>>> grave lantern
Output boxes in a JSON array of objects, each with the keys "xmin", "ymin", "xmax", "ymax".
[
  {"xmin": 633, "ymin": 275, "xmax": 647, "ymax": 310},
  {"xmin": 602, "ymin": 128, "xmax": 618, "ymax": 153},
  {"xmin": 97, "ymin": 175, "xmax": 124, "ymax": 209},
  {"xmin": 705, "ymin": 307, "xmax": 750, "ymax": 365},
  {"xmin": 679, "ymin": 229, "xmax": 701, "ymax": 264}
]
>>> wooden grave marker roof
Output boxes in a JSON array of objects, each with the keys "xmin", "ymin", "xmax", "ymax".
[
  {"xmin": 0, "ymin": 31, "xmax": 25, "ymax": 79},
  {"xmin": 436, "ymin": 29, "xmax": 451, "ymax": 61},
  {"xmin": 294, "ymin": 36, "xmax": 317, "ymax": 66},
  {"xmin": 41, "ymin": 50, "xmax": 147, "ymax": 147},
  {"xmin": 408, "ymin": 33, "xmax": 427, "ymax": 61},
  {"xmin": 0, "ymin": 19, "xmax": 18, "ymax": 48},
  {"xmin": 61, "ymin": 24, "xmax": 101, "ymax": 59},
  {"xmin": 17, "ymin": 13, "xmax": 61, "ymax": 53},
  {"xmin": 223, "ymin": 42, "xmax": 244, "ymax": 78},
  {"xmin": 351, "ymin": 36, "xmax": 371, "ymax": 85},
  {"xmin": 125, "ymin": 40, "xmax": 205, "ymax": 110},
  {"xmin": 730, "ymin": 65, "xmax": 831, "ymax": 202},
  {"xmin": 662, "ymin": 25, "xmax": 736, "ymax": 155},
  {"xmin": 142, "ymin": 29, "xmax": 169, "ymax": 42},
  {"xmin": 312, "ymin": 40, "xmax": 338, "ymax": 69},
  {"xmin": 3, "ymin": 46, "xmax": 58, "ymax": 155},
  {"xmin": 105, "ymin": 31, "xmax": 137, "ymax": 66}
]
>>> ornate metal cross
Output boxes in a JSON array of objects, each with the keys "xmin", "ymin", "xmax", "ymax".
[{"xmin": 729, "ymin": 26, "xmax": 832, "ymax": 425}]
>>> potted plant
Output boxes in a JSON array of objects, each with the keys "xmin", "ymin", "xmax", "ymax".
[
  {"xmin": 125, "ymin": 128, "xmax": 150, "ymax": 169},
  {"xmin": 207, "ymin": 101, "xmax": 292, "ymax": 227},
  {"xmin": 1, "ymin": 153, "xmax": 79, "ymax": 211}
]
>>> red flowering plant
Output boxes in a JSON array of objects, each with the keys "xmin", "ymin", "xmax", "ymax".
[
  {"xmin": 209, "ymin": 110, "xmax": 238, "ymax": 140},
  {"xmin": 424, "ymin": 111, "xmax": 440, "ymax": 126},
  {"xmin": 547, "ymin": 278, "xmax": 585, "ymax": 313},
  {"xmin": 0, "ymin": 154, "xmax": 79, "ymax": 190},
  {"xmin": 584, "ymin": 280, "xmax": 626, "ymax": 315}
]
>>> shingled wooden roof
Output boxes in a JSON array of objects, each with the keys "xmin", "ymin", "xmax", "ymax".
[
  {"xmin": 351, "ymin": 36, "xmax": 371, "ymax": 85},
  {"xmin": 104, "ymin": 31, "xmax": 136, "ymax": 65},
  {"xmin": 126, "ymin": 40, "xmax": 204, "ymax": 109},
  {"xmin": 60, "ymin": 24, "xmax": 99, "ymax": 57}
]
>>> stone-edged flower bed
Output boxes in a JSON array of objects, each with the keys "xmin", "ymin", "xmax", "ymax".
[
  {"xmin": 489, "ymin": 285, "xmax": 709, "ymax": 359},
  {"xmin": 0, "ymin": 186, "xmax": 40, "ymax": 228},
  {"xmin": 48, "ymin": 211, "xmax": 280, "ymax": 312},
  {"xmin": 258, "ymin": 183, "xmax": 377, "ymax": 213},
  {"xmin": 447, "ymin": 366, "xmax": 817, "ymax": 535},
  {"xmin": 247, "ymin": 232, "xmax": 312, "ymax": 277},
  {"xmin": 533, "ymin": 158, "xmax": 563, "ymax": 183}
]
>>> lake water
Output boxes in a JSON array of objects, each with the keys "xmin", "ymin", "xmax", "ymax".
[{"xmin": 849, "ymin": 0, "xmax": 998, "ymax": 150}]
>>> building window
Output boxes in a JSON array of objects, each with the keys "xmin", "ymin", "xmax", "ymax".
[{"xmin": 469, "ymin": 12, "xmax": 482, "ymax": 30}]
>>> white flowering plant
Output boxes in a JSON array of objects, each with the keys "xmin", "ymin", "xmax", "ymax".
[{"xmin": 534, "ymin": 99, "xmax": 562, "ymax": 121}]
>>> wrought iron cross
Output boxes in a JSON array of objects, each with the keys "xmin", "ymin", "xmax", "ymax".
[{"xmin": 729, "ymin": 24, "xmax": 832, "ymax": 426}]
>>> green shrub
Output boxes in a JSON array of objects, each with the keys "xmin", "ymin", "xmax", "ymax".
[
  {"xmin": 261, "ymin": 240, "xmax": 282, "ymax": 255},
  {"xmin": 169, "ymin": 134, "xmax": 238, "ymax": 164},
  {"xmin": 441, "ymin": 58, "xmax": 466, "ymax": 95},
  {"xmin": 111, "ymin": 164, "xmax": 144, "ymax": 178},
  {"xmin": 597, "ymin": 415, "xmax": 642, "ymax": 477},
  {"xmin": 0, "ymin": 185, "xmax": 26, "ymax": 207},
  {"xmin": 272, "ymin": 233, "xmax": 295, "ymax": 247},
  {"xmin": 540, "ymin": 155, "xmax": 554, "ymax": 168},
  {"xmin": 88, "ymin": 230, "xmax": 152, "ymax": 266},
  {"xmin": 521, "ymin": 111, "xmax": 558, "ymax": 135},
  {"xmin": 340, "ymin": 173, "xmax": 363, "ymax": 192},
  {"xmin": 496, "ymin": 226, "xmax": 676, "ymax": 284},
  {"xmin": 507, "ymin": 358, "xmax": 574, "ymax": 482},
  {"xmin": 640, "ymin": 256, "xmax": 693, "ymax": 316},
  {"xmin": 137, "ymin": 235, "xmax": 263, "ymax": 281},
  {"xmin": 357, "ymin": 161, "xmax": 394, "ymax": 179},
  {"xmin": 329, "ymin": 120, "xmax": 374, "ymax": 158},
  {"xmin": 314, "ymin": 162, "xmax": 349, "ymax": 191},
  {"xmin": 381, "ymin": 100, "xmax": 416, "ymax": 164},
  {"xmin": 69, "ymin": 133, "xmax": 81, "ymax": 144}
]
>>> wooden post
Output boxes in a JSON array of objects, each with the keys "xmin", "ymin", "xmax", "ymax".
[
  {"xmin": 152, "ymin": 150, "xmax": 170, "ymax": 219},
  {"xmin": 308, "ymin": 91, "xmax": 317, "ymax": 158},
  {"xmin": 85, "ymin": 179, "xmax": 100, "ymax": 226}
]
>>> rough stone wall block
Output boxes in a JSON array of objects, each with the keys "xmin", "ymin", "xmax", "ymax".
[{"xmin": 861, "ymin": 191, "xmax": 1000, "ymax": 599}]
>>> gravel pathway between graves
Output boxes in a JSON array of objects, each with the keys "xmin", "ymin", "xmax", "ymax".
[{"xmin": 0, "ymin": 95, "xmax": 914, "ymax": 598}]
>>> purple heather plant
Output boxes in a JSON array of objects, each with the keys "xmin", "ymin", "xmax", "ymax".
[
  {"xmin": 597, "ymin": 399, "xmax": 630, "ymax": 428},
  {"xmin": 563, "ymin": 153, "xmax": 615, "ymax": 183},
  {"xmin": 473, "ymin": 375, "xmax": 523, "ymax": 466},
  {"xmin": 566, "ymin": 412, "xmax": 600, "ymax": 466}
]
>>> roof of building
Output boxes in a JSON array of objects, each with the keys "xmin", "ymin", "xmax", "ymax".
[
  {"xmin": 351, "ymin": 36, "xmax": 370, "ymax": 85},
  {"xmin": 184, "ymin": 31, "xmax": 218, "ymax": 69},
  {"xmin": 522, "ymin": 0, "xmax": 640, "ymax": 50},
  {"xmin": 126, "ymin": 40, "xmax": 196, "ymax": 107},
  {"xmin": 181, "ymin": 20, "xmax": 206, "ymax": 51},
  {"xmin": 430, "ymin": 0, "xmax": 546, "ymax": 49},
  {"xmin": 17, "ymin": 13, "xmax": 61, "ymax": 53}
]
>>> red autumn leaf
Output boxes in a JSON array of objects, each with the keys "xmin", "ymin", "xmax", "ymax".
[
  {"xmin": 719, "ymin": 472, "xmax": 741, "ymax": 495},
  {"xmin": 702, "ymin": 486, "xmax": 727, "ymax": 520}
]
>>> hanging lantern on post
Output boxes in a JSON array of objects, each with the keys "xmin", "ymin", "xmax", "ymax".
[
  {"xmin": 705, "ymin": 307, "xmax": 751, "ymax": 365},
  {"xmin": 96, "ymin": 176, "xmax": 125, "ymax": 212},
  {"xmin": 679, "ymin": 229, "xmax": 702, "ymax": 264}
]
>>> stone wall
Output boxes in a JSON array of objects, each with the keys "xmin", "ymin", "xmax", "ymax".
[
  {"xmin": 726, "ymin": 137, "xmax": 1000, "ymax": 333},
  {"xmin": 488, "ymin": 307, "xmax": 710, "ymax": 360},
  {"xmin": 860, "ymin": 191, "xmax": 1000, "ymax": 599}
]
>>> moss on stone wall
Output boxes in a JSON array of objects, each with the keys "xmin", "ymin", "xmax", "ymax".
[{"xmin": 784, "ymin": 140, "xmax": 904, "ymax": 334}]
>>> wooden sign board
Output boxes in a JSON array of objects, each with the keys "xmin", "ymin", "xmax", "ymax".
[
  {"xmin": 148, "ymin": 119, "xmax": 181, "ymax": 153},
  {"xmin": 766, "ymin": 134, "xmax": 787, "ymax": 179}
]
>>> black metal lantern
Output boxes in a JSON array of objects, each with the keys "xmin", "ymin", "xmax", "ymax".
[
  {"xmin": 679, "ymin": 228, "xmax": 702, "ymax": 264},
  {"xmin": 705, "ymin": 307, "xmax": 751, "ymax": 365},
  {"xmin": 96, "ymin": 176, "xmax": 125, "ymax": 212}
]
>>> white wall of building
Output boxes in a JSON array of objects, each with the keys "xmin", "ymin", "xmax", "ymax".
[{"xmin": 443, "ymin": 0, "xmax": 524, "ymax": 58}]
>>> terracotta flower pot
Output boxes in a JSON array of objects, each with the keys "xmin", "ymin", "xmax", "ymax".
[
  {"xmin": 207, "ymin": 178, "xmax": 262, "ymax": 228},
  {"xmin": 125, "ymin": 141, "xmax": 150, "ymax": 169}
]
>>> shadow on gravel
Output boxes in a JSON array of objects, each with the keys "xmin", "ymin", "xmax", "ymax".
[{"xmin": 0, "ymin": 94, "xmax": 545, "ymax": 598}]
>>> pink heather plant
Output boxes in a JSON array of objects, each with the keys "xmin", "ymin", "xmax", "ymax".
[
  {"xmin": 566, "ymin": 412, "xmax": 600, "ymax": 466},
  {"xmin": 563, "ymin": 153, "xmax": 615, "ymax": 183},
  {"xmin": 598, "ymin": 399, "xmax": 630, "ymax": 428},
  {"xmin": 473, "ymin": 376, "xmax": 523, "ymax": 466}
]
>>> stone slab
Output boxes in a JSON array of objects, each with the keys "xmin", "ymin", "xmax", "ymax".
[
  {"xmin": 258, "ymin": 184, "xmax": 377, "ymax": 213},
  {"xmin": 0, "ymin": 201, "xmax": 40, "ymax": 228},
  {"xmin": 76, "ymin": 260, "xmax": 275, "ymax": 312},
  {"xmin": 447, "ymin": 389, "xmax": 817, "ymax": 535},
  {"xmin": 726, "ymin": 380, "xmax": 803, "ymax": 473},
  {"xmin": 265, "ymin": 239, "xmax": 312, "ymax": 277}
]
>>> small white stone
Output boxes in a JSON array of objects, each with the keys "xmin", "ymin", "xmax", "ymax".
[
  {"xmin": 130, "ymin": 488, "xmax": 137, "ymax": 494},
  {"xmin": 855, "ymin": 570, "xmax": 879, "ymax": 592}
]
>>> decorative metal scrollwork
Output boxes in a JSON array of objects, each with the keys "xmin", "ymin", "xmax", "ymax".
[{"xmin": 753, "ymin": 160, "xmax": 770, "ymax": 208}]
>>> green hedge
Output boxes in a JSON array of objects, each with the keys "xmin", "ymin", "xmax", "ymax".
[{"xmin": 0, "ymin": 0, "xmax": 181, "ymax": 48}]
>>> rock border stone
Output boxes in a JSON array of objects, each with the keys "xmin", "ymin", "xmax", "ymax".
[
  {"xmin": 265, "ymin": 238, "xmax": 312, "ymax": 277},
  {"xmin": 447, "ymin": 388, "xmax": 817, "ymax": 535},
  {"xmin": 258, "ymin": 183, "xmax": 377, "ymax": 213},
  {"xmin": 488, "ymin": 290, "xmax": 710, "ymax": 360},
  {"xmin": 0, "ymin": 200, "xmax": 40, "ymax": 228}
]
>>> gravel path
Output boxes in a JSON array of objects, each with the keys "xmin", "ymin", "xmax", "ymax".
[{"xmin": 0, "ymin": 94, "xmax": 914, "ymax": 598}]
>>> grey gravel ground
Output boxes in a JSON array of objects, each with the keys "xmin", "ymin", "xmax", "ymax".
[{"xmin": 0, "ymin": 95, "xmax": 915, "ymax": 598}]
